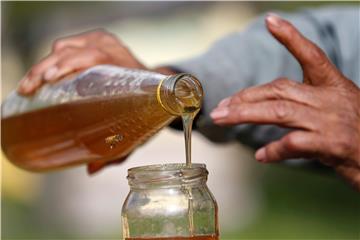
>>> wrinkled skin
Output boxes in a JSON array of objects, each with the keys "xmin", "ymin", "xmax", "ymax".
[
  {"xmin": 17, "ymin": 29, "xmax": 147, "ymax": 174},
  {"xmin": 17, "ymin": 15, "xmax": 360, "ymax": 190},
  {"xmin": 17, "ymin": 29, "xmax": 146, "ymax": 95},
  {"xmin": 210, "ymin": 14, "xmax": 360, "ymax": 191}
]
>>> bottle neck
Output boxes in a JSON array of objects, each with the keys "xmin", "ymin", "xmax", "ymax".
[
  {"xmin": 157, "ymin": 73, "xmax": 203, "ymax": 116},
  {"xmin": 127, "ymin": 163, "xmax": 208, "ymax": 190}
]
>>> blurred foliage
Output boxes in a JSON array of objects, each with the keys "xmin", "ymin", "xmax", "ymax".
[
  {"xmin": 3, "ymin": 164, "xmax": 359, "ymax": 239},
  {"xmin": 223, "ymin": 165, "xmax": 360, "ymax": 239}
]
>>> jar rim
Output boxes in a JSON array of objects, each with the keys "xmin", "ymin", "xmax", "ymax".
[
  {"xmin": 127, "ymin": 163, "xmax": 208, "ymax": 189},
  {"xmin": 128, "ymin": 163, "xmax": 205, "ymax": 172}
]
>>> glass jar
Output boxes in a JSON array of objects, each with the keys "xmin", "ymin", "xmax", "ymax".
[
  {"xmin": 1, "ymin": 65, "xmax": 202, "ymax": 172},
  {"xmin": 122, "ymin": 163, "xmax": 219, "ymax": 240}
]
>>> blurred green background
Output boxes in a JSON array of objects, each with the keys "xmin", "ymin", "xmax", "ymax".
[{"xmin": 2, "ymin": 1, "xmax": 360, "ymax": 240}]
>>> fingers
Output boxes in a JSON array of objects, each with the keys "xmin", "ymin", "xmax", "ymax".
[
  {"xmin": 265, "ymin": 13, "xmax": 336, "ymax": 84},
  {"xmin": 17, "ymin": 49, "xmax": 70, "ymax": 94},
  {"xmin": 255, "ymin": 131, "xmax": 323, "ymax": 163},
  {"xmin": 17, "ymin": 29, "xmax": 119, "ymax": 95},
  {"xmin": 219, "ymin": 78, "xmax": 319, "ymax": 108},
  {"xmin": 17, "ymin": 54, "xmax": 59, "ymax": 94},
  {"xmin": 17, "ymin": 46, "xmax": 109, "ymax": 94},
  {"xmin": 211, "ymin": 100, "xmax": 318, "ymax": 130},
  {"xmin": 51, "ymin": 29, "xmax": 112, "ymax": 52},
  {"xmin": 17, "ymin": 47, "xmax": 78, "ymax": 94},
  {"xmin": 52, "ymin": 35, "xmax": 87, "ymax": 52},
  {"xmin": 335, "ymin": 165, "xmax": 360, "ymax": 191},
  {"xmin": 47, "ymin": 48, "xmax": 109, "ymax": 82}
]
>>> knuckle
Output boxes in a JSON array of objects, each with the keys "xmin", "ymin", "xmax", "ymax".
[
  {"xmin": 52, "ymin": 39, "xmax": 64, "ymax": 51},
  {"xmin": 282, "ymin": 134, "xmax": 299, "ymax": 151},
  {"xmin": 91, "ymin": 48, "xmax": 107, "ymax": 57},
  {"xmin": 236, "ymin": 89, "xmax": 250, "ymax": 101},
  {"xmin": 310, "ymin": 45, "xmax": 326, "ymax": 61},
  {"xmin": 92, "ymin": 29, "xmax": 112, "ymax": 38},
  {"xmin": 102, "ymin": 34, "xmax": 118, "ymax": 44},
  {"xmin": 265, "ymin": 144, "xmax": 281, "ymax": 161},
  {"xmin": 96, "ymin": 28, "xmax": 108, "ymax": 34},
  {"xmin": 270, "ymin": 78, "xmax": 299, "ymax": 100},
  {"xmin": 102, "ymin": 34, "xmax": 120, "ymax": 45},
  {"xmin": 306, "ymin": 45, "xmax": 329, "ymax": 67},
  {"xmin": 89, "ymin": 29, "xmax": 119, "ymax": 45},
  {"xmin": 92, "ymin": 29, "xmax": 107, "ymax": 36},
  {"xmin": 29, "ymin": 65, "xmax": 43, "ymax": 75},
  {"xmin": 271, "ymin": 78, "xmax": 292, "ymax": 92},
  {"xmin": 229, "ymin": 106, "xmax": 246, "ymax": 123},
  {"xmin": 335, "ymin": 133, "xmax": 356, "ymax": 158},
  {"xmin": 273, "ymin": 101, "xmax": 292, "ymax": 120},
  {"xmin": 56, "ymin": 59, "xmax": 69, "ymax": 69},
  {"xmin": 62, "ymin": 46, "xmax": 76, "ymax": 54},
  {"xmin": 88, "ymin": 48, "xmax": 110, "ymax": 62}
]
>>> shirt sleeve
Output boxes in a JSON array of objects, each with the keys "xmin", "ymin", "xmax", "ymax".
[{"xmin": 169, "ymin": 6, "xmax": 360, "ymax": 148}]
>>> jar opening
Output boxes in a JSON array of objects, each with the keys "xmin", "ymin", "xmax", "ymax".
[{"xmin": 127, "ymin": 163, "xmax": 208, "ymax": 189}]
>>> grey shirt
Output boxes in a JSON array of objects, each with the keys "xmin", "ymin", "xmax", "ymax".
[{"xmin": 171, "ymin": 6, "xmax": 360, "ymax": 148}]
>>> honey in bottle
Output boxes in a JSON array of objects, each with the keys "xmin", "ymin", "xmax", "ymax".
[{"xmin": 1, "ymin": 65, "xmax": 203, "ymax": 171}]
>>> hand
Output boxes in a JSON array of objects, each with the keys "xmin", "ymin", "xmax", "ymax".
[
  {"xmin": 16, "ymin": 29, "xmax": 147, "ymax": 174},
  {"xmin": 15, "ymin": 29, "xmax": 177, "ymax": 174},
  {"xmin": 17, "ymin": 29, "xmax": 146, "ymax": 95},
  {"xmin": 210, "ymin": 14, "xmax": 360, "ymax": 190}
]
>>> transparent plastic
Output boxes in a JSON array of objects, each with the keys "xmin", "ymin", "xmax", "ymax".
[
  {"xmin": 1, "ymin": 65, "xmax": 203, "ymax": 171},
  {"xmin": 122, "ymin": 163, "xmax": 219, "ymax": 240}
]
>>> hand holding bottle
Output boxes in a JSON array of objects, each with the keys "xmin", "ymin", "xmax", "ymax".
[
  {"xmin": 17, "ymin": 29, "xmax": 147, "ymax": 95},
  {"xmin": 14, "ymin": 30, "xmax": 180, "ymax": 174}
]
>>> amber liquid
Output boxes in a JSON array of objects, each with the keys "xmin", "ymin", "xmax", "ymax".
[
  {"xmin": 126, "ymin": 236, "xmax": 218, "ymax": 240},
  {"xmin": 1, "ymin": 94, "xmax": 173, "ymax": 171},
  {"xmin": 180, "ymin": 110, "xmax": 200, "ymax": 237}
]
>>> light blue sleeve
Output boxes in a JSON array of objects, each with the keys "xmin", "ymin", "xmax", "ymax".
[{"xmin": 170, "ymin": 6, "xmax": 360, "ymax": 148}]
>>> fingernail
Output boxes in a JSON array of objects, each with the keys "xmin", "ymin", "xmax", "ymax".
[
  {"xmin": 210, "ymin": 108, "xmax": 229, "ymax": 119},
  {"xmin": 218, "ymin": 97, "xmax": 231, "ymax": 107},
  {"xmin": 266, "ymin": 13, "xmax": 282, "ymax": 28},
  {"xmin": 255, "ymin": 148, "xmax": 267, "ymax": 162},
  {"xmin": 44, "ymin": 66, "xmax": 58, "ymax": 81}
]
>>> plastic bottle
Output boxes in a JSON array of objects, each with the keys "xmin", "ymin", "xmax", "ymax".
[{"xmin": 1, "ymin": 65, "xmax": 203, "ymax": 172}]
